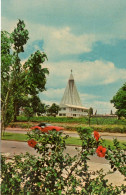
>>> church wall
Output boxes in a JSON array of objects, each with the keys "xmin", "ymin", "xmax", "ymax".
[
  {"xmin": 58, "ymin": 106, "xmax": 88, "ymax": 117},
  {"xmin": 58, "ymin": 71, "xmax": 89, "ymax": 117}
]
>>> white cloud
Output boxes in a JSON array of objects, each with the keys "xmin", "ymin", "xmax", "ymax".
[
  {"xmin": 41, "ymin": 88, "xmax": 65, "ymax": 100},
  {"xmin": 23, "ymin": 24, "xmax": 96, "ymax": 58},
  {"xmin": 80, "ymin": 93, "xmax": 100, "ymax": 101},
  {"xmin": 90, "ymin": 101, "xmax": 116, "ymax": 114},
  {"xmin": 44, "ymin": 60, "xmax": 126, "ymax": 88},
  {"xmin": 1, "ymin": 17, "xmax": 17, "ymax": 32},
  {"xmin": 2, "ymin": 0, "xmax": 126, "ymax": 42},
  {"xmin": 2, "ymin": 15, "xmax": 126, "ymax": 62},
  {"xmin": 47, "ymin": 27, "xmax": 95, "ymax": 55},
  {"xmin": 2, "ymin": 17, "xmax": 95, "ymax": 58}
]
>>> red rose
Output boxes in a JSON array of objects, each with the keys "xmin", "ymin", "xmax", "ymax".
[
  {"xmin": 94, "ymin": 131, "xmax": 100, "ymax": 141},
  {"xmin": 28, "ymin": 139, "xmax": 37, "ymax": 148},
  {"xmin": 96, "ymin": 145, "xmax": 106, "ymax": 157}
]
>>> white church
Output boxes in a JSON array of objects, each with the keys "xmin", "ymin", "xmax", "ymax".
[{"xmin": 58, "ymin": 71, "xmax": 89, "ymax": 117}]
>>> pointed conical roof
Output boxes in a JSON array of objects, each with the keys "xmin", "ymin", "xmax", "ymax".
[{"xmin": 60, "ymin": 71, "xmax": 83, "ymax": 106}]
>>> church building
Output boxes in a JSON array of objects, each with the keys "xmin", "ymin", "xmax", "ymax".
[{"xmin": 58, "ymin": 71, "xmax": 89, "ymax": 117}]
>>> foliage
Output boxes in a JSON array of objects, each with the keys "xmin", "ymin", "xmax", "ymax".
[
  {"xmin": 47, "ymin": 103, "xmax": 61, "ymax": 116},
  {"xmin": 111, "ymin": 82, "xmax": 126, "ymax": 119},
  {"xmin": 1, "ymin": 20, "xmax": 49, "ymax": 132},
  {"xmin": 24, "ymin": 107, "xmax": 34, "ymax": 121},
  {"xmin": 1, "ymin": 31, "xmax": 14, "ymax": 131},
  {"xmin": 92, "ymin": 125, "xmax": 126, "ymax": 133},
  {"xmin": 88, "ymin": 107, "xmax": 93, "ymax": 126},
  {"xmin": 1, "ymin": 128, "xmax": 126, "ymax": 194},
  {"xmin": 105, "ymin": 139, "xmax": 126, "ymax": 176},
  {"xmin": 17, "ymin": 115, "xmax": 126, "ymax": 124},
  {"xmin": 15, "ymin": 116, "xmax": 126, "ymax": 133},
  {"xmin": 10, "ymin": 19, "xmax": 29, "ymax": 122},
  {"xmin": 29, "ymin": 95, "xmax": 47, "ymax": 116},
  {"xmin": 23, "ymin": 50, "xmax": 48, "ymax": 95}
]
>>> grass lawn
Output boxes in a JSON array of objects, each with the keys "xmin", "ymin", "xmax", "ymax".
[
  {"xmin": 2, "ymin": 132, "xmax": 126, "ymax": 149},
  {"xmin": 2, "ymin": 132, "xmax": 28, "ymax": 142}
]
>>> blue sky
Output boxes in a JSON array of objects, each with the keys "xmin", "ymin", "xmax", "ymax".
[{"xmin": 2, "ymin": 0, "xmax": 126, "ymax": 114}]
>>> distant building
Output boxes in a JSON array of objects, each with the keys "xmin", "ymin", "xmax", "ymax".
[{"xmin": 58, "ymin": 71, "xmax": 89, "ymax": 117}]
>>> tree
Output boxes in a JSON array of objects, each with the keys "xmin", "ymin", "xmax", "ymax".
[
  {"xmin": 88, "ymin": 107, "xmax": 93, "ymax": 126},
  {"xmin": 1, "ymin": 31, "xmax": 14, "ymax": 133},
  {"xmin": 110, "ymin": 82, "xmax": 126, "ymax": 119},
  {"xmin": 110, "ymin": 110, "xmax": 113, "ymax": 115},
  {"xmin": 95, "ymin": 110, "xmax": 97, "ymax": 115},
  {"xmin": 47, "ymin": 103, "xmax": 60, "ymax": 116},
  {"xmin": 1, "ymin": 20, "xmax": 49, "ymax": 133},
  {"xmin": 28, "ymin": 95, "xmax": 47, "ymax": 116},
  {"xmin": 11, "ymin": 20, "xmax": 29, "ymax": 121}
]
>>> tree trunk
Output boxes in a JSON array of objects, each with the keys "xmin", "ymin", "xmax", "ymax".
[
  {"xmin": 14, "ymin": 101, "xmax": 18, "ymax": 122},
  {"xmin": 1, "ymin": 87, "xmax": 12, "ymax": 135},
  {"xmin": 88, "ymin": 117, "xmax": 91, "ymax": 126},
  {"xmin": 1, "ymin": 109, "xmax": 5, "ymax": 136}
]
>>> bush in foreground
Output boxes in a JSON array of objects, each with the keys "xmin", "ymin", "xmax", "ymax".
[{"xmin": 1, "ymin": 127, "xmax": 126, "ymax": 194}]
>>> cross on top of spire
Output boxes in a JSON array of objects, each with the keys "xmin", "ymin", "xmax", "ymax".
[{"xmin": 69, "ymin": 69, "xmax": 74, "ymax": 81}]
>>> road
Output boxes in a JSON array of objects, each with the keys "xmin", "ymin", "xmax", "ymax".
[
  {"xmin": 1, "ymin": 140, "xmax": 107, "ymax": 164},
  {"xmin": 1, "ymin": 140, "xmax": 125, "ymax": 186}
]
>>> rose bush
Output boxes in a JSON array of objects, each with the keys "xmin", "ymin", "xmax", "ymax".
[{"xmin": 1, "ymin": 127, "xmax": 126, "ymax": 194}]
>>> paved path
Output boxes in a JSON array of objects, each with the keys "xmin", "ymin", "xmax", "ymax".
[
  {"xmin": 1, "ymin": 140, "xmax": 108, "ymax": 164},
  {"xmin": 1, "ymin": 140, "xmax": 126, "ymax": 186}
]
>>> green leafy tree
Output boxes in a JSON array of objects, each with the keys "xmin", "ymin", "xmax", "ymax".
[
  {"xmin": 11, "ymin": 19, "xmax": 29, "ymax": 121},
  {"xmin": 111, "ymin": 82, "xmax": 126, "ymax": 119},
  {"xmin": 48, "ymin": 103, "xmax": 60, "ymax": 116},
  {"xmin": 27, "ymin": 95, "xmax": 46, "ymax": 116},
  {"xmin": 24, "ymin": 107, "xmax": 34, "ymax": 130},
  {"xmin": 88, "ymin": 107, "xmax": 93, "ymax": 126},
  {"xmin": 1, "ymin": 31, "xmax": 14, "ymax": 133},
  {"xmin": 23, "ymin": 50, "xmax": 48, "ymax": 95},
  {"xmin": 1, "ymin": 20, "xmax": 49, "ymax": 133}
]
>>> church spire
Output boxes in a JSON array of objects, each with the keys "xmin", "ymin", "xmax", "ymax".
[
  {"xmin": 60, "ymin": 71, "xmax": 82, "ymax": 106},
  {"xmin": 69, "ymin": 69, "xmax": 74, "ymax": 80}
]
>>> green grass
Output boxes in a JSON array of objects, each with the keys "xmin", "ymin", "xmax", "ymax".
[
  {"xmin": 66, "ymin": 137, "xmax": 126, "ymax": 149},
  {"xmin": 102, "ymin": 139, "xmax": 126, "ymax": 150},
  {"xmin": 2, "ymin": 132, "xmax": 28, "ymax": 142},
  {"xmin": 66, "ymin": 137, "xmax": 82, "ymax": 146},
  {"xmin": 2, "ymin": 132, "xmax": 126, "ymax": 149}
]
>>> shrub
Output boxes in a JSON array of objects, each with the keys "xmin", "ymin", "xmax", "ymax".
[
  {"xmin": 9, "ymin": 122, "xmax": 32, "ymax": 129},
  {"xmin": 17, "ymin": 115, "xmax": 126, "ymax": 125},
  {"xmin": 1, "ymin": 128, "xmax": 126, "ymax": 194}
]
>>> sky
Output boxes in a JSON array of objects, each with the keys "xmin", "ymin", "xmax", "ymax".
[{"xmin": 2, "ymin": 0, "xmax": 126, "ymax": 114}]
